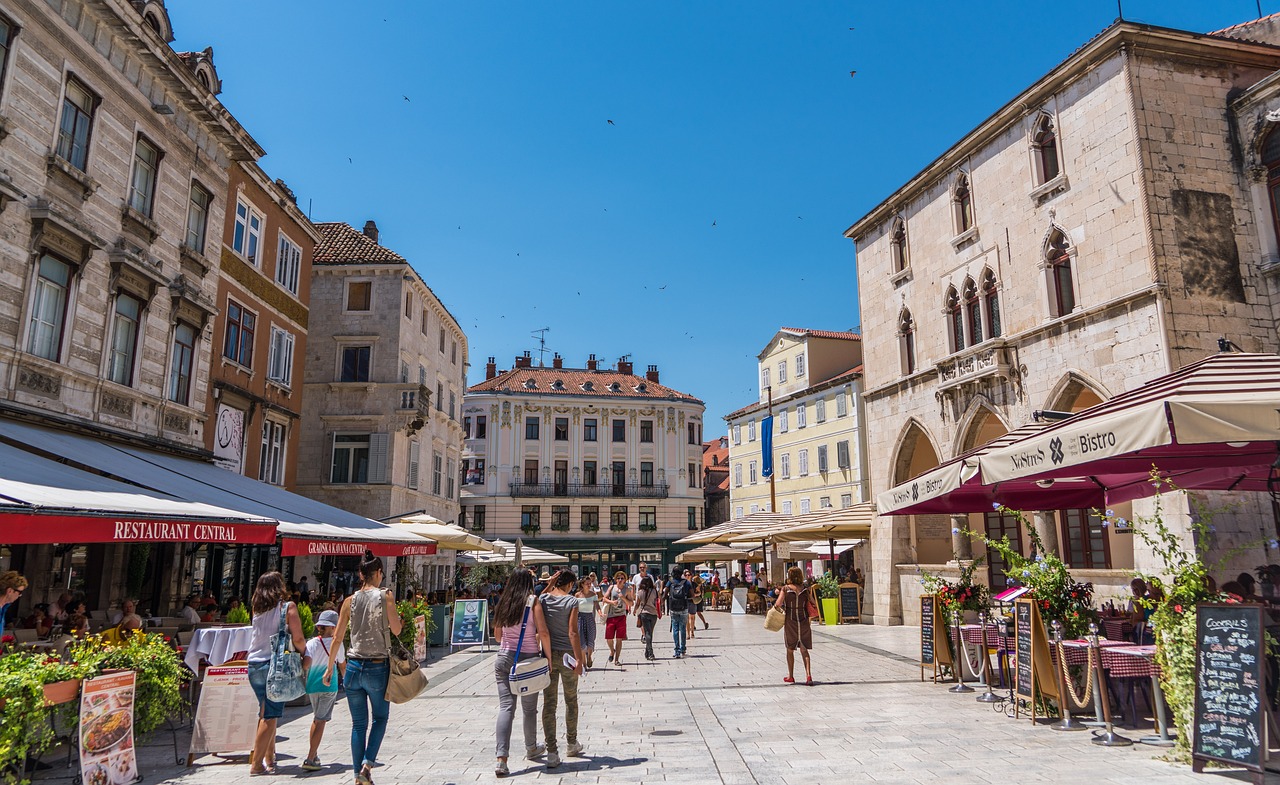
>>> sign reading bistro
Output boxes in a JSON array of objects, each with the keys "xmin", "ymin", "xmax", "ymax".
[
  {"xmin": 0, "ymin": 512, "xmax": 277, "ymax": 544},
  {"xmin": 280, "ymin": 538, "xmax": 438, "ymax": 558}
]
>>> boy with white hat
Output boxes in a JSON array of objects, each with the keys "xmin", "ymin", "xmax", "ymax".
[{"xmin": 302, "ymin": 609, "xmax": 345, "ymax": 771}]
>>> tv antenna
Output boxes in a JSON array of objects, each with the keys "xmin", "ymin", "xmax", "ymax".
[{"xmin": 531, "ymin": 327, "xmax": 550, "ymax": 367}]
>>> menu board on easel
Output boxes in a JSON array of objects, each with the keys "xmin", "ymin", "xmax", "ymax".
[
  {"xmin": 1192, "ymin": 603, "xmax": 1277, "ymax": 782},
  {"xmin": 839, "ymin": 583, "xmax": 861, "ymax": 622},
  {"xmin": 188, "ymin": 664, "xmax": 258, "ymax": 765},
  {"xmin": 1014, "ymin": 598, "xmax": 1059, "ymax": 721},
  {"xmin": 920, "ymin": 594, "xmax": 952, "ymax": 681}
]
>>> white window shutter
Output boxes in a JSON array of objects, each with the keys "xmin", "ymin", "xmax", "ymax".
[
  {"xmin": 368, "ymin": 432, "xmax": 390, "ymax": 484},
  {"xmin": 408, "ymin": 441, "xmax": 420, "ymax": 489}
]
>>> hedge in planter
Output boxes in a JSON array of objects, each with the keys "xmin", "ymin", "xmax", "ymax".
[
  {"xmin": 88, "ymin": 632, "xmax": 186, "ymax": 736},
  {"xmin": 0, "ymin": 651, "xmax": 96, "ymax": 784}
]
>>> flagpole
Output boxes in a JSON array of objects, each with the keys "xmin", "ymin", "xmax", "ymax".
[{"xmin": 767, "ymin": 386, "xmax": 776, "ymax": 513}]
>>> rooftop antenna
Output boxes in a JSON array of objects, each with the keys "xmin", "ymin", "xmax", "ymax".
[
  {"xmin": 531, "ymin": 327, "xmax": 550, "ymax": 367},
  {"xmin": 1116, "ymin": 0, "xmax": 1123, "ymax": 21}
]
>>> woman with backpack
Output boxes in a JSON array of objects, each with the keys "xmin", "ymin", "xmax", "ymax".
[
  {"xmin": 492, "ymin": 568, "xmax": 552, "ymax": 777},
  {"xmin": 633, "ymin": 575, "xmax": 661, "ymax": 660}
]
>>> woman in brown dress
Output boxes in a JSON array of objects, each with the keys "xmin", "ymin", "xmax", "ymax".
[{"xmin": 773, "ymin": 566, "xmax": 813, "ymax": 684}]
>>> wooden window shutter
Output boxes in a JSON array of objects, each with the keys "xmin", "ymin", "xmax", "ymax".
[
  {"xmin": 368, "ymin": 432, "xmax": 390, "ymax": 484},
  {"xmin": 408, "ymin": 441, "xmax": 420, "ymax": 489}
]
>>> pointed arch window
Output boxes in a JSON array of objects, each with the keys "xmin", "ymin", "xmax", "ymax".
[
  {"xmin": 890, "ymin": 217, "xmax": 909, "ymax": 273},
  {"xmin": 982, "ymin": 269, "xmax": 1001, "ymax": 338},
  {"xmin": 1047, "ymin": 230, "xmax": 1075, "ymax": 316},
  {"xmin": 1261, "ymin": 127, "xmax": 1280, "ymax": 250},
  {"xmin": 964, "ymin": 277, "xmax": 983, "ymax": 345},
  {"xmin": 899, "ymin": 308, "xmax": 916, "ymax": 375},
  {"xmin": 945, "ymin": 287, "xmax": 964, "ymax": 353},
  {"xmin": 1032, "ymin": 114, "xmax": 1060, "ymax": 185},
  {"xmin": 953, "ymin": 174, "xmax": 974, "ymax": 235}
]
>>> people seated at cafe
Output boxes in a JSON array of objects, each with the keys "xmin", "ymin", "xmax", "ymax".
[
  {"xmin": 50, "ymin": 590, "xmax": 73, "ymax": 624},
  {"xmin": 23, "ymin": 604, "xmax": 53, "ymax": 637},
  {"xmin": 1125, "ymin": 578, "xmax": 1147, "ymax": 624},
  {"xmin": 108, "ymin": 599, "xmax": 143, "ymax": 633},
  {"xmin": 180, "ymin": 595, "xmax": 203, "ymax": 626}
]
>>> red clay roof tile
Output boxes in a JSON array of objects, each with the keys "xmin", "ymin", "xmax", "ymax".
[{"xmin": 314, "ymin": 222, "xmax": 407, "ymax": 264}]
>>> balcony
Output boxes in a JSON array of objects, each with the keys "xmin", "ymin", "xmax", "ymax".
[
  {"xmin": 935, "ymin": 340, "xmax": 1015, "ymax": 393},
  {"xmin": 508, "ymin": 482, "xmax": 669, "ymax": 499}
]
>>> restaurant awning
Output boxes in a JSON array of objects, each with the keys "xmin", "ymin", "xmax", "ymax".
[
  {"xmin": 0, "ymin": 420, "xmax": 431, "ymax": 556},
  {"xmin": 389, "ymin": 516, "xmax": 495, "ymax": 552},
  {"xmin": 0, "ymin": 440, "xmax": 276, "ymax": 544}
]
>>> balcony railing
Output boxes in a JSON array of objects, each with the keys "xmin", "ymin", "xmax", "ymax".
[{"xmin": 509, "ymin": 482, "xmax": 669, "ymax": 499}]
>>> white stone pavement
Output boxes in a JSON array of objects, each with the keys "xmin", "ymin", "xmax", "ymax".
[{"xmin": 32, "ymin": 613, "xmax": 1279, "ymax": 784}]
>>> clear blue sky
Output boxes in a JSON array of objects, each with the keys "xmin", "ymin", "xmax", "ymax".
[{"xmin": 169, "ymin": 0, "xmax": 1266, "ymax": 429}]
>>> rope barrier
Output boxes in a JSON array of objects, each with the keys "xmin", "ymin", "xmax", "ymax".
[{"xmin": 1056, "ymin": 639, "xmax": 1094, "ymax": 710}]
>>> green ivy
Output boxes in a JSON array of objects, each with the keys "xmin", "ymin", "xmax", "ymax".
[
  {"xmin": 979, "ymin": 516, "xmax": 1096, "ymax": 638},
  {"xmin": 395, "ymin": 599, "xmax": 437, "ymax": 648}
]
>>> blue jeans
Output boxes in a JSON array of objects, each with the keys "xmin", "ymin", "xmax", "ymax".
[
  {"xmin": 246, "ymin": 661, "xmax": 283, "ymax": 720},
  {"xmin": 670, "ymin": 611, "xmax": 688, "ymax": 655},
  {"xmin": 344, "ymin": 659, "xmax": 390, "ymax": 775}
]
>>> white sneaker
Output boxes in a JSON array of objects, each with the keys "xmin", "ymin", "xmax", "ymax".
[
  {"xmin": 567, "ymin": 742, "xmax": 585, "ymax": 757},
  {"xmin": 525, "ymin": 744, "xmax": 546, "ymax": 760},
  {"xmin": 545, "ymin": 751, "xmax": 561, "ymax": 769}
]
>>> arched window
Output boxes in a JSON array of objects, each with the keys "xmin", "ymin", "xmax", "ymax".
[
  {"xmin": 890, "ymin": 217, "xmax": 909, "ymax": 273},
  {"xmin": 1262, "ymin": 127, "xmax": 1280, "ymax": 247},
  {"xmin": 1047, "ymin": 229, "xmax": 1075, "ymax": 316},
  {"xmin": 982, "ymin": 269, "xmax": 1001, "ymax": 338},
  {"xmin": 953, "ymin": 173, "xmax": 973, "ymax": 234},
  {"xmin": 899, "ymin": 308, "xmax": 916, "ymax": 375},
  {"xmin": 143, "ymin": 11, "xmax": 162, "ymax": 34},
  {"xmin": 1032, "ymin": 114, "xmax": 1060, "ymax": 184},
  {"xmin": 964, "ymin": 277, "xmax": 982, "ymax": 345},
  {"xmin": 945, "ymin": 287, "xmax": 964, "ymax": 353}
]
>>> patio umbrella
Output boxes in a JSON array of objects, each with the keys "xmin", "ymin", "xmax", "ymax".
[
  {"xmin": 389, "ymin": 516, "xmax": 496, "ymax": 552},
  {"xmin": 975, "ymin": 352, "xmax": 1280, "ymax": 506},
  {"xmin": 675, "ymin": 543, "xmax": 763, "ymax": 563},
  {"xmin": 732, "ymin": 504, "xmax": 876, "ymax": 566},
  {"xmin": 677, "ymin": 512, "xmax": 794, "ymax": 581},
  {"xmin": 457, "ymin": 539, "xmax": 564, "ymax": 566}
]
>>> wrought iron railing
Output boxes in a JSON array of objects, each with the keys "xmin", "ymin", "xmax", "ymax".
[{"xmin": 508, "ymin": 482, "xmax": 669, "ymax": 499}]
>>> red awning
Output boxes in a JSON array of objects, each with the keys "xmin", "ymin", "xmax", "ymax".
[
  {"xmin": 280, "ymin": 538, "xmax": 437, "ymax": 558},
  {"xmin": 0, "ymin": 511, "xmax": 277, "ymax": 544}
]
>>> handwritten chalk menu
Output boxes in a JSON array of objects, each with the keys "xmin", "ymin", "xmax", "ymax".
[
  {"xmin": 1015, "ymin": 598, "xmax": 1034, "ymax": 704},
  {"xmin": 1192, "ymin": 603, "xmax": 1270, "ymax": 778},
  {"xmin": 921, "ymin": 594, "xmax": 935, "ymax": 667},
  {"xmin": 188, "ymin": 665, "xmax": 258, "ymax": 764},
  {"xmin": 839, "ymin": 584, "xmax": 861, "ymax": 622}
]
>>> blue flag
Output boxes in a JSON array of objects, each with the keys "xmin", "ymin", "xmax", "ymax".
[{"xmin": 761, "ymin": 415, "xmax": 774, "ymax": 477}]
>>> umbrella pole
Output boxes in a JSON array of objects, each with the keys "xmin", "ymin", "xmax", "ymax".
[{"xmin": 828, "ymin": 538, "xmax": 836, "ymax": 570}]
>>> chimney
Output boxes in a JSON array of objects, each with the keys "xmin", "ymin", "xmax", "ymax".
[
  {"xmin": 617, "ymin": 356, "xmax": 633, "ymax": 376},
  {"xmin": 485, "ymin": 356, "xmax": 497, "ymax": 380},
  {"xmin": 362, "ymin": 220, "xmax": 379, "ymax": 243},
  {"xmin": 645, "ymin": 364, "xmax": 659, "ymax": 383},
  {"xmin": 552, "ymin": 353, "xmax": 563, "ymax": 369},
  {"xmin": 514, "ymin": 351, "xmax": 532, "ymax": 369},
  {"xmin": 586, "ymin": 353, "xmax": 598, "ymax": 371}
]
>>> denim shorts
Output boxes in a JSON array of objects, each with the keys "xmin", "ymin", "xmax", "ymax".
[
  {"xmin": 309, "ymin": 691, "xmax": 338, "ymax": 722},
  {"xmin": 247, "ymin": 661, "xmax": 284, "ymax": 720}
]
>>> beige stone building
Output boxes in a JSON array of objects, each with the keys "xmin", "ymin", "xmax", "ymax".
[
  {"xmin": 0, "ymin": 0, "xmax": 261, "ymax": 610},
  {"xmin": 846, "ymin": 19, "xmax": 1280, "ymax": 624},
  {"xmin": 460, "ymin": 354, "xmax": 706, "ymax": 577},
  {"xmin": 295, "ymin": 220, "xmax": 467, "ymax": 590}
]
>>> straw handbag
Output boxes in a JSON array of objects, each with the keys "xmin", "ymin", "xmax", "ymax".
[{"xmin": 764, "ymin": 604, "xmax": 785, "ymax": 632}]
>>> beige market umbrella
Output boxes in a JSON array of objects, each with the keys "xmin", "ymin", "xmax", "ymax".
[
  {"xmin": 458, "ymin": 539, "xmax": 564, "ymax": 566},
  {"xmin": 675, "ymin": 543, "xmax": 763, "ymax": 564},
  {"xmin": 390, "ymin": 515, "xmax": 495, "ymax": 552},
  {"xmin": 675, "ymin": 511, "xmax": 793, "ymax": 545}
]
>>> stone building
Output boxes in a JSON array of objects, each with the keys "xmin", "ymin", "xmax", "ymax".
[
  {"xmin": 845, "ymin": 19, "xmax": 1280, "ymax": 624},
  {"xmin": 701, "ymin": 436, "xmax": 730, "ymax": 529},
  {"xmin": 295, "ymin": 220, "xmax": 467, "ymax": 590},
  {"xmin": 460, "ymin": 354, "xmax": 706, "ymax": 577},
  {"xmin": 0, "ymin": 0, "xmax": 260, "ymax": 610}
]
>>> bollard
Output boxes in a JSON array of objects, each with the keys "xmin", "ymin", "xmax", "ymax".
[
  {"xmin": 975, "ymin": 611, "xmax": 1001, "ymax": 704},
  {"xmin": 1049, "ymin": 620, "xmax": 1086, "ymax": 731},
  {"xmin": 1088, "ymin": 621, "xmax": 1133, "ymax": 747},
  {"xmin": 948, "ymin": 615, "xmax": 975, "ymax": 693}
]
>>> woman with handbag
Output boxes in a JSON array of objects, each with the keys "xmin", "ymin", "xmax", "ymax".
[
  {"xmin": 773, "ymin": 567, "xmax": 815, "ymax": 685},
  {"xmin": 246, "ymin": 571, "xmax": 306, "ymax": 776},
  {"xmin": 634, "ymin": 576, "xmax": 661, "ymax": 660},
  {"xmin": 492, "ymin": 568, "xmax": 552, "ymax": 777},
  {"xmin": 323, "ymin": 555, "xmax": 402, "ymax": 785}
]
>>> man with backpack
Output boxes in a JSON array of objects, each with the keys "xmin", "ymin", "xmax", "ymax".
[{"xmin": 663, "ymin": 567, "xmax": 693, "ymax": 659}]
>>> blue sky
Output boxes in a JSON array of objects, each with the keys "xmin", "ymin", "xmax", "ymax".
[{"xmin": 169, "ymin": 0, "xmax": 1265, "ymax": 428}]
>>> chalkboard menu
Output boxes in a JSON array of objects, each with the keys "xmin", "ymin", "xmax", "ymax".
[
  {"xmin": 1192, "ymin": 603, "xmax": 1271, "ymax": 778},
  {"xmin": 921, "ymin": 594, "xmax": 935, "ymax": 669},
  {"xmin": 839, "ymin": 584, "xmax": 861, "ymax": 622},
  {"xmin": 1015, "ymin": 599, "xmax": 1034, "ymax": 704}
]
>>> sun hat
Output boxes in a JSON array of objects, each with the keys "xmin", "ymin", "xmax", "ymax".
[{"xmin": 316, "ymin": 610, "xmax": 339, "ymax": 628}]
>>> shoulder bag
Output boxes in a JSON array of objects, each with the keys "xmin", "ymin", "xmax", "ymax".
[
  {"xmin": 764, "ymin": 602, "xmax": 786, "ymax": 632},
  {"xmin": 266, "ymin": 603, "xmax": 305, "ymax": 702},
  {"xmin": 382, "ymin": 592, "xmax": 429, "ymax": 704},
  {"xmin": 806, "ymin": 588, "xmax": 821, "ymax": 622},
  {"xmin": 509, "ymin": 595, "xmax": 551, "ymax": 696}
]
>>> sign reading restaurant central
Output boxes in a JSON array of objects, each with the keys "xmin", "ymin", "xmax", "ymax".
[
  {"xmin": 113, "ymin": 520, "xmax": 245, "ymax": 542},
  {"xmin": 0, "ymin": 512, "xmax": 279, "ymax": 545}
]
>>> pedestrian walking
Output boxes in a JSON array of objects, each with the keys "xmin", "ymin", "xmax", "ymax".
[
  {"xmin": 663, "ymin": 567, "xmax": 693, "ymax": 658},
  {"xmin": 491, "ymin": 568, "xmax": 552, "ymax": 777},
  {"xmin": 323, "ymin": 555, "xmax": 402, "ymax": 785},
  {"xmin": 246, "ymin": 571, "xmax": 306, "ymax": 777},
  {"xmin": 302, "ymin": 609, "xmax": 346, "ymax": 772},
  {"xmin": 540, "ymin": 570, "xmax": 585, "ymax": 767},
  {"xmin": 634, "ymin": 576, "xmax": 661, "ymax": 660},
  {"xmin": 601, "ymin": 571, "xmax": 633, "ymax": 666},
  {"xmin": 691, "ymin": 574, "xmax": 710, "ymax": 631},
  {"xmin": 774, "ymin": 566, "xmax": 814, "ymax": 685},
  {"xmin": 575, "ymin": 573, "xmax": 599, "ymax": 669}
]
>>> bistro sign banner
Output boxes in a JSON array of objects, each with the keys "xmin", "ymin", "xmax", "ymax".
[
  {"xmin": 0, "ymin": 512, "xmax": 277, "ymax": 544},
  {"xmin": 875, "ymin": 461, "xmax": 968, "ymax": 515},
  {"xmin": 979, "ymin": 406, "xmax": 1171, "ymax": 484},
  {"xmin": 280, "ymin": 538, "xmax": 438, "ymax": 558}
]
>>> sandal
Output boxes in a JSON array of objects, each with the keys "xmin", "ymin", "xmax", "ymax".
[
  {"xmin": 783, "ymin": 676, "xmax": 795, "ymax": 683},
  {"xmin": 806, "ymin": 677, "xmax": 814, "ymax": 685}
]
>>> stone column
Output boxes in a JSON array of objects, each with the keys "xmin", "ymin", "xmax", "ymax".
[
  {"xmin": 950, "ymin": 514, "xmax": 972, "ymax": 561},
  {"xmin": 1032, "ymin": 511, "xmax": 1059, "ymax": 556},
  {"xmin": 871, "ymin": 515, "xmax": 913, "ymax": 625}
]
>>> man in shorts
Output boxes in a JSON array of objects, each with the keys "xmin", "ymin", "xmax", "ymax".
[
  {"xmin": 302, "ymin": 609, "xmax": 346, "ymax": 771},
  {"xmin": 601, "ymin": 571, "xmax": 633, "ymax": 666}
]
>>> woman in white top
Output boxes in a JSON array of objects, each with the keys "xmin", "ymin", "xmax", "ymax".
[{"xmin": 246, "ymin": 571, "xmax": 305, "ymax": 776}]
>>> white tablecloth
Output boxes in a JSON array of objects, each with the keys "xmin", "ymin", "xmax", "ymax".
[{"xmin": 184, "ymin": 626, "xmax": 254, "ymax": 671}]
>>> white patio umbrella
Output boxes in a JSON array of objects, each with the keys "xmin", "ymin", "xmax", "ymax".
[
  {"xmin": 389, "ymin": 515, "xmax": 495, "ymax": 552},
  {"xmin": 457, "ymin": 539, "xmax": 565, "ymax": 566}
]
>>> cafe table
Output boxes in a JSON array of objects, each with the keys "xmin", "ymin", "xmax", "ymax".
[
  {"xmin": 1101, "ymin": 617, "xmax": 1133, "ymax": 642},
  {"xmin": 182, "ymin": 625, "xmax": 253, "ymax": 672},
  {"xmin": 1103, "ymin": 644, "xmax": 1171, "ymax": 744}
]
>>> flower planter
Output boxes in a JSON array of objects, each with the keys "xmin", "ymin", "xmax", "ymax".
[
  {"xmin": 42, "ymin": 678, "xmax": 81, "ymax": 706},
  {"xmin": 821, "ymin": 598, "xmax": 839, "ymax": 626}
]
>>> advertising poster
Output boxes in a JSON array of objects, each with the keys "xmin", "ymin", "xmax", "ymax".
[
  {"xmin": 414, "ymin": 614, "xmax": 427, "ymax": 661},
  {"xmin": 187, "ymin": 665, "xmax": 258, "ymax": 763},
  {"xmin": 450, "ymin": 598, "xmax": 488, "ymax": 647},
  {"xmin": 79, "ymin": 670, "xmax": 137, "ymax": 785}
]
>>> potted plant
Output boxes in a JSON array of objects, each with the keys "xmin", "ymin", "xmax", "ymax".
[
  {"xmin": 395, "ymin": 597, "xmax": 436, "ymax": 649},
  {"xmin": 815, "ymin": 572, "xmax": 840, "ymax": 626},
  {"xmin": 0, "ymin": 647, "xmax": 101, "ymax": 779},
  {"xmin": 93, "ymin": 632, "xmax": 185, "ymax": 736},
  {"xmin": 225, "ymin": 604, "xmax": 250, "ymax": 625}
]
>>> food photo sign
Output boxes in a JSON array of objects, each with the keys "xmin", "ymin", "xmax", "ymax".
[{"xmin": 79, "ymin": 670, "xmax": 138, "ymax": 785}]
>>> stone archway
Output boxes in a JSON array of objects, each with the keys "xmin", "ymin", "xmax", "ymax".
[
  {"xmin": 1046, "ymin": 372, "xmax": 1110, "ymax": 413},
  {"xmin": 890, "ymin": 421, "xmax": 951, "ymax": 565}
]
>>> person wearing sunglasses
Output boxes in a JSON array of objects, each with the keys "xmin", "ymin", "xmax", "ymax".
[{"xmin": 0, "ymin": 571, "xmax": 28, "ymax": 650}]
